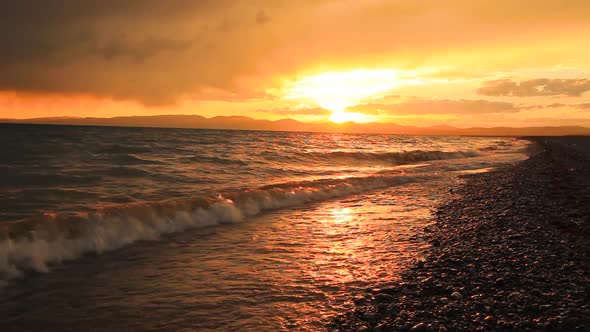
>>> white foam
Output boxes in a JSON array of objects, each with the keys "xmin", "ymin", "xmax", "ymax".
[{"xmin": 0, "ymin": 174, "xmax": 420, "ymax": 280}]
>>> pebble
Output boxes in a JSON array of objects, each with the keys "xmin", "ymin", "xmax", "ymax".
[
  {"xmin": 353, "ymin": 297, "xmax": 365, "ymax": 305},
  {"xmin": 484, "ymin": 315, "xmax": 496, "ymax": 325},
  {"xmin": 328, "ymin": 138, "xmax": 590, "ymax": 332},
  {"xmin": 373, "ymin": 322, "xmax": 389, "ymax": 332},
  {"xmin": 362, "ymin": 312, "xmax": 377, "ymax": 321},
  {"xmin": 374, "ymin": 293, "xmax": 395, "ymax": 303},
  {"xmin": 408, "ymin": 322, "xmax": 430, "ymax": 332}
]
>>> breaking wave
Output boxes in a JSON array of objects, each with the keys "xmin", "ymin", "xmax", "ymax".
[
  {"xmin": 296, "ymin": 150, "xmax": 479, "ymax": 165},
  {"xmin": 0, "ymin": 173, "xmax": 424, "ymax": 280}
]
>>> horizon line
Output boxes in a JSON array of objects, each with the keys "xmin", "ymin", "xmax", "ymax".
[{"xmin": 2, "ymin": 113, "xmax": 590, "ymax": 130}]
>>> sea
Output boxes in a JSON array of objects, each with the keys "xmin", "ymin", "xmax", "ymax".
[{"xmin": 0, "ymin": 124, "xmax": 529, "ymax": 331}]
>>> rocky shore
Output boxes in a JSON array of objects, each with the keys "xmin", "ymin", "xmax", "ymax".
[{"xmin": 328, "ymin": 137, "xmax": 590, "ymax": 331}]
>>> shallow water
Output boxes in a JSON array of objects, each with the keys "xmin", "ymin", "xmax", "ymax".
[{"xmin": 0, "ymin": 124, "xmax": 529, "ymax": 330}]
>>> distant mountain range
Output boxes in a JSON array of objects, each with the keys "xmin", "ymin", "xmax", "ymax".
[{"xmin": 1, "ymin": 115, "xmax": 589, "ymax": 136}]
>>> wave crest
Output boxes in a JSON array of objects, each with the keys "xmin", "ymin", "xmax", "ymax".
[
  {"xmin": 297, "ymin": 150, "xmax": 479, "ymax": 165},
  {"xmin": 0, "ymin": 173, "xmax": 423, "ymax": 280}
]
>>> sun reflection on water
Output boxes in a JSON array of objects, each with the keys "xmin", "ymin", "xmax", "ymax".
[{"xmin": 329, "ymin": 207, "xmax": 354, "ymax": 224}]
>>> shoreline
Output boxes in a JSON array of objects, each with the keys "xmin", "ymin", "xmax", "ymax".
[{"xmin": 329, "ymin": 137, "xmax": 590, "ymax": 331}]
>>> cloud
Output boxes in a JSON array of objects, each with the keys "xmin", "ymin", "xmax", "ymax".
[
  {"xmin": 515, "ymin": 117, "xmax": 590, "ymax": 127},
  {"xmin": 95, "ymin": 37, "xmax": 193, "ymax": 63},
  {"xmin": 0, "ymin": 0, "xmax": 284, "ymax": 105},
  {"xmin": 558, "ymin": 102, "xmax": 590, "ymax": 110},
  {"xmin": 477, "ymin": 78, "xmax": 590, "ymax": 97},
  {"xmin": 256, "ymin": 10, "xmax": 270, "ymax": 24},
  {"xmin": 538, "ymin": 103, "xmax": 590, "ymax": 110},
  {"xmin": 350, "ymin": 97, "xmax": 519, "ymax": 115},
  {"xmin": 191, "ymin": 87, "xmax": 274, "ymax": 102},
  {"xmin": 257, "ymin": 106, "xmax": 332, "ymax": 116},
  {"xmin": 1, "ymin": 1, "xmax": 590, "ymax": 106}
]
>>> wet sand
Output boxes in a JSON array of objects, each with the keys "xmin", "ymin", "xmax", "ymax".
[{"xmin": 329, "ymin": 137, "xmax": 590, "ymax": 331}]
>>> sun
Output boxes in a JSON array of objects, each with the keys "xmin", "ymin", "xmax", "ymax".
[
  {"xmin": 329, "ymin": 110, "xmax": 374, "ymax": 123},
  {"xmin": 286, "ymin": 69, "xmax": 400, "ymax": 111},
  {"xmin": 284, "ymin": 69, "xmax": 415, "ymax": 122}
]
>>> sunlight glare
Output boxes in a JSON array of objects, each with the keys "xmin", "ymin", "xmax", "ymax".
[
  {"xmin": 329, "ymin": 110, "xmax": 375, "ymax": 123},
  {"xmin": 330, "ymin": 207, "xmax": 354, "ymax": 224},
  {"xmin": 285, "ymin": 69, "xmax": 402, "ymax": 112}
]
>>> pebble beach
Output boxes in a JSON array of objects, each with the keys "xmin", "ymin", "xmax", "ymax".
[{"xmin": 329, "ymin": 137, "xmax": 590, "ymax": 331}]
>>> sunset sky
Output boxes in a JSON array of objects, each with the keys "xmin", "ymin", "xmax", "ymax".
[{"xmin": 1, "ymin": 0, "xmax": 590, "ymax": 127}]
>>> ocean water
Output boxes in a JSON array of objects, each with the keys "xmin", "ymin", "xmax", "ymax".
[{"xmin": 0, "ymin": 124, "xmax": 529, "ymax": 331}]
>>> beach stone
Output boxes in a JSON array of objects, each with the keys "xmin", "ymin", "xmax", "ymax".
[
  {"xmin": 483, "ymin": 315, "xmax": 496, "ymax": 325},
  {"xmin": 376, "ymin": 287, "xmax": 399, "ymax": 295},
  {"xmin": 376, "ymin": 303, "xmax": 389, "ymax": 312},
  {"xmin": 401, "ymin": 288, "xmax": 413, "ymax": 295},
  {"xmin": 530, "ymin": 288, "xmax": 544, "ymax": 297},
  {"xmin": 353, "ymin": 296, "xmax": 366, "ymax": 305},
  {"xmin": 329, "ymin": 137, "xmax": 590, "ymax": 332},
  {"xmin": 362, "ymin": 312, "xmax": 377, "ymax": 321},
  {"xmin": 373, "ymin": 322, "xmax": 389, "ymax": 332},
  {"xmin": 374, "ymin": 293, "xmax": 395, "ymax": 303},
  {"xmin": 399, "ymin": 324, "xmax": 412, "ymax": 331},
  {"xmin": 508, "ymin": 291, "xmax": 522, "ymax": 303},
  {"xmin": 408, "ymin": 322, "xmax": 430, "ymax": 332}
]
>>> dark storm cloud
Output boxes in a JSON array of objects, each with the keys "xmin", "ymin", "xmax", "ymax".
[
  {"xmin": 0, "ymin": 0, "xmax": 275, "ymax": 105},
  {"xmin": 477, "ymin": 78, "xmax": 590, "ymax": 97},
  {"xmin": 0, "ymin": 1, "xmax": 217, "ymax": 60}
]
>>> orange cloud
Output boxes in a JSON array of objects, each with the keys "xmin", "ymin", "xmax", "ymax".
[
  {"xmin": 257, "ymin": 106, "xmax": 332, "ymax": 116},
  {"xmin": 350, "ymin": 97, "xmax": 519, "ymax": 115},
  {"xmin": 477, "ymin": 78, "xmax": 590, "ymax": 97}
]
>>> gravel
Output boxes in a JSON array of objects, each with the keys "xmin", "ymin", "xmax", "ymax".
[{"xmin": 328, "ymin": 137, "xmax": 590, "ymax": 331}]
